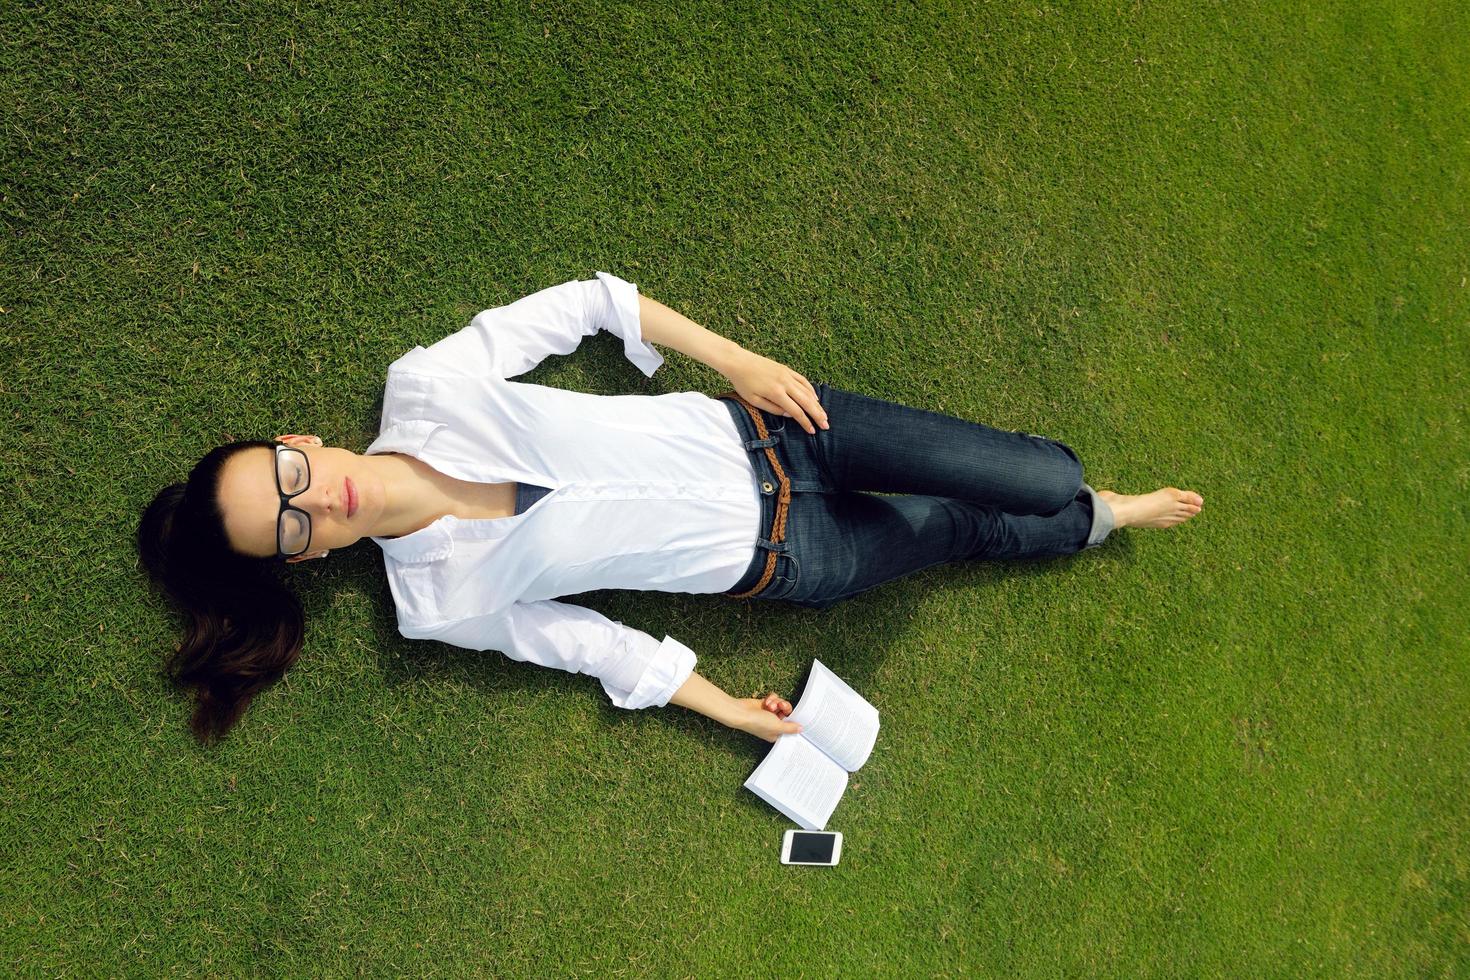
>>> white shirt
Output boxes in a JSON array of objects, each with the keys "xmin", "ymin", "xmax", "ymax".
[{"xmin": 366, "ymin": 272, "xmax": 763, "ymax": 710}]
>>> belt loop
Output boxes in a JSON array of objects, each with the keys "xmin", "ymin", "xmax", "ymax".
[{"xmin": 744, "ymin": 436, "xmax": 779, "ymax": 450}]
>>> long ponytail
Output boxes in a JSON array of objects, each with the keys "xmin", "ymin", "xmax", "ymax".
[{"xmin": 137, "ymin": 441, "xmax": 305, "ymax": 744}]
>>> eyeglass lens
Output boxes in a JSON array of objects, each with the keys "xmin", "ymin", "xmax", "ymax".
[{"xmin": 277, "ymin": 448, "xmax": 311, "ymax": 555}]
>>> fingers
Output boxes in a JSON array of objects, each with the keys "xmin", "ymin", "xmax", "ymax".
[
  {"xmin": 750, "ymin": 394, "xmax": 781, "ymax": 417},
  {"xmin": 762, "ymin": 693, "xmax": 794, "ymax": 717},
  {"xmin": 790, "ymin": 372, "xmax": 817, "ymax": 402},
  {"xmin": 792, "ymin": 384, "xmax": 828, "ymax": 431},
  {"xmin": 754, "ymin": 392, "xmax": 808, "ymax": 435},
  {"xmin": 765, "ymin": 721, "xmax": 801, "ymax": 742},
  {"xmin": 772, "ymin": 391, "xmax": 813, "ymax": 434},
  {"xmin": 747, "ymin": 375, "xmax": 828, "ymax": 434},
  {"xmin": 762, "ymin": 720, "xmax": 804, "ymax": 743}
]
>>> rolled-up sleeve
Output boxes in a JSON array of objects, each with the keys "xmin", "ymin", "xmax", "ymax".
[
  {"xmin": 589, "ymin": 271, "xmax": 663, "ymax": 378},
  {"xmin": 399, "ymin": 599, "xmax": 695, "ymax": 709},
  {"xmin": 395, "ymin": 272, "xmax": 663, "ymax": 380}
]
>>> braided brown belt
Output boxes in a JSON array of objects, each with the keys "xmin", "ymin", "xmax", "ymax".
[{"xmin": 721, "ymin": 390, "xmax": 793, "ymax": 600}]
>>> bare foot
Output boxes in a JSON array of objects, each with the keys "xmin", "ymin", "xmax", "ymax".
[{"xmin": 1096, "ymin": 487, "xmax": 1203, "ymax": 529}]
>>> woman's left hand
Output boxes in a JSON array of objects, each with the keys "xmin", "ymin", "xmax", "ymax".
[
  {"xmin": 723, "ymin": 349, "xmax": 829, "ymax": 435},
  {"xmin": 731, "ymin": 691, "xmax": 802, "ymax": 742}
]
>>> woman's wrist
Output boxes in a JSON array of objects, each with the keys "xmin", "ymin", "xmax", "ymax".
[
  {"xmin": 669, "ymin": 672, "xmax": 746, "ymax": 730},
  {"xmin": 668, "ymin": 673, "xmax": 801, "ymax": 742},
  {"xmin": 708, "ymin": 338, "xmax": 750, "ymax": 378}
]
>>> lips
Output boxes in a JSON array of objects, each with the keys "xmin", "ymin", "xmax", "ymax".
[{"xmin": 345, "ymin": 477, "xmax": 358, "ymax": 518}]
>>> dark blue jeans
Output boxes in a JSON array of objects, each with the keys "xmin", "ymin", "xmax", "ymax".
[{"xmin": 720, "ymin": 384, "xmax": 1114, "ymax": 609}]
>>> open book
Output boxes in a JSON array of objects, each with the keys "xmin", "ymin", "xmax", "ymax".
[{"xmin": 743, "ymin": 660, "xmax": 880, "ymax": 830}]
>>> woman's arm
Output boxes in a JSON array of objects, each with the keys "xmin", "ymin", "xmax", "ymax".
[
  {"xmin": 637, "ymin": 294, "xmax": 830, "ymax": 435},
  {"xmin": 637, "ymin": 294, "xmax": 745, "ymax": 375},
  {"xmin": 668, "ymin": 671, "xmax": 802, "ymax": 742}
]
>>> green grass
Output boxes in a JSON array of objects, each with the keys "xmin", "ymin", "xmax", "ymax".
[{"xmin": 3, "ymin": 0, "xmax": 1467, "ymax": 974}]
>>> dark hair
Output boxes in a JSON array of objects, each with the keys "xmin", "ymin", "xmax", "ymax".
[{"xmin": 137, "ymin": 440, "xmax": 305, "ymax": 745}]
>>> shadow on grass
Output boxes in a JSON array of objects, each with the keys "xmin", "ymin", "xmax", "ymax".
[{"xmin": 334, "ymin": 522, "xmax": 1137, "ymax": 816}]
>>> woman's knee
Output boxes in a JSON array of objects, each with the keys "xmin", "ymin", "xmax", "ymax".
[{"xmin": 1037, "ymin": 447, "xmax": 1085, "ymax": 514}]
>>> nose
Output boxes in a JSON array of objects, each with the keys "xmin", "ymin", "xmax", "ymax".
[{"xmin": 305, "ymin": 480, "xmax": 336, "ymax": 517}]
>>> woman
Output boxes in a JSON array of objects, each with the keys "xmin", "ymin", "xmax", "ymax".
[{"xmin": 138, "ymin": 271, "xmax": 1203, "ymax": 745}]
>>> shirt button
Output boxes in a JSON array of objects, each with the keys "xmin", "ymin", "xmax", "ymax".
[{"xmin": 761, "ymin": 481, "xmax": 775, "ymax": 495}]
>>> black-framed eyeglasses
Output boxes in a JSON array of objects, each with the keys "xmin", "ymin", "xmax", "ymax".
[{"xmin": 272, "ymin": 443, "xmax": 313, "ymax": 559}]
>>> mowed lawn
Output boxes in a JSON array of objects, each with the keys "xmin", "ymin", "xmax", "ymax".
[{"xmin": 3, "ymin": 0, "xmax": 1466, "ymax": 974}]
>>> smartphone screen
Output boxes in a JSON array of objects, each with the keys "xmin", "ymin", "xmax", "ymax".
[{"xmin": 788, "ymin": 832, "xmax": 837, "ymax": 863}]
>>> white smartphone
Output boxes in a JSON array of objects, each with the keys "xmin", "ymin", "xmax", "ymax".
[{"xmin": 781, "ymin": 830, "xmax": 843, "ymax": 866}]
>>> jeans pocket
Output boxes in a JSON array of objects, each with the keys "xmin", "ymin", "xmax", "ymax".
[{"xmin": 758, "ymin": 553, "xmax": 800, "ymax": 601}]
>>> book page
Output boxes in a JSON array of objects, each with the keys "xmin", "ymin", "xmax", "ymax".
[
  {"xmin": 743, "ymin": 733, "xmax": 848, "ymax": 831},
  {"xmin": 787, "ymin": 659, "xmax": 880, "ymax": 772}
]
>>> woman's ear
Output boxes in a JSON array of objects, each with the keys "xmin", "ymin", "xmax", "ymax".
[{"xmin": 276, "ymin": 433, "xmax": 324, "ymax": 448}]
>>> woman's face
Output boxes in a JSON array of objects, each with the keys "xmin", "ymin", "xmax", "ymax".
[{"xmin": 216, "ymin": 434, "xmax": 380, "ymax": 561}]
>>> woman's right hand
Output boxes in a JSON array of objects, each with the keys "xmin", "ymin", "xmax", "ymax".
[
  {"xmin": 667, "ymin": 673, "xmax": 802, "ymax": 743},
  {"xmin": 733, "ymin": 692, "xmax": 802, "ymax": 742},
  {"xmin": 721, "ymin": 349, "xmax": 829, "ymax": 436}
]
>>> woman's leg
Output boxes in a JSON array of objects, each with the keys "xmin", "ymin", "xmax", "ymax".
[
  {"xmin": 741, "ymin": 385, "xmax": 1200, "ymax": 607},
  {"xmin": 754, "ymin": 383, "xmax": 1113, "ymax": 607},
  {"xmin": 781, "ymin": 488, "xmax": 1106, "ymax": 608},
  {"xmin": 806, "ymin": 384, "xmax": 1085, "ymax": 515}
]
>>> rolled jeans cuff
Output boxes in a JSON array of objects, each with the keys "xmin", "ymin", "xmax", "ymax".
[{"xmin": 1080, "ymin": 483, "xmax": 1115, "ymax": 549}]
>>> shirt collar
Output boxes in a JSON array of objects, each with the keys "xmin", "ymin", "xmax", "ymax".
[
  {"xmin": 373, "ymin": 522, "xmax": 454, "ymax": 564},
  {"xmin": 365, "ymin": 419, "xmax": 445, "ymax": 460}
]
